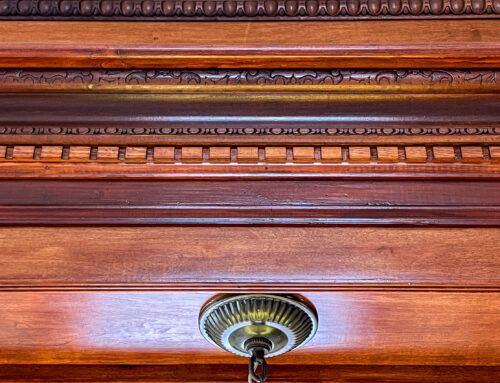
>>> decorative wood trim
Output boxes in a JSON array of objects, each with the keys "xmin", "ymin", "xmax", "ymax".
[
  {"xmin": 3, "ymin": 127, "xmax": 499, "ymax": 136},
  {"xmin": 0, "ymin": 144, "xmax": 498, "ymax": 164},
  {"xmin": 0, "ymin": 144, "xmax": 499, "ymax": 179},
  {"xmin": 0, "ymin": 69, "xmax": 499, "ymax": 93},
  {"xmin": 0, "ymin": 0, "xmax": 498, "ymax": 20},
  {"xmin": 0, "ymin": 93, "xmax": 498, "ymax": 136}
]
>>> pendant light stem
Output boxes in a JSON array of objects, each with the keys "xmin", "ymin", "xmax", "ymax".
[{"xmin": 248, "ymin": 348, "xmax": 268, "ymax": 383}]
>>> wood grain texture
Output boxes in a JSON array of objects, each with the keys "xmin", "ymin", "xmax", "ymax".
[
  {"xmin": 0, "ymin": 21, "xmax": 499, "ymax": 68},
  {"xmin": 2, "ymin": 162, "xmax": 500, "ymax": 179},
  {"xmin": 0, "ymin": 227, "xmax": 498, "ymax": 287},
  {"xmin": 0, "ymin": 144, "xmax": 496, "ymax": 164},
  {"xmin": 0, "ymin": 291, "xmax": 498, "ymax": 365},
  {"xmin": 1, "ymin": 180, "xmax": 499, "ymax": 226}
]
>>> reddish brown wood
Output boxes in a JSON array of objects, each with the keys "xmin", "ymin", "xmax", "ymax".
[
  {"xmin": 0, "ymin": 227, "xmax": 498, "ymax": 287},
  {"xmin": 1, "ymin": 162, "xmax": 499, "ymax": 179},
  {"xmin": 0, "ymin": 180, "xmax": 499, "ymax": 226},
  {"xmin": 1, "ymin": 364, "xmax": 499, "ymax": 383},
  {"xmin": 0, "ymin": 21, "xmax": 499, "ymax": 68},
  {"xmin": 0, "ymin": 16, "xmax": 499, "ymax": 383},
  {"xmin": 0, "ymin": 291, "xmax": 498, "ymax": 365}
]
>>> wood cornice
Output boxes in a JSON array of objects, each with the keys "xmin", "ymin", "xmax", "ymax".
[{"xmin": 0, "ymin": 93, "xmax": 498, "ymax": 137}]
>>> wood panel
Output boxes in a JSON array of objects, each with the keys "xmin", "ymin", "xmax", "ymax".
[
  {"xmin": 0, "ymin": 21, "xmax": 499, "ymax": 68},
  {"xmin": 0, "ymin": 227, "xmax": 498, "ymax": 287},
  {"xmin": 1, "ymin": 180, "xmax": 499, "ymax": 226},
  {"xmin": 0, "ymin": 291, "xmax": 498, "ymax": 365}
]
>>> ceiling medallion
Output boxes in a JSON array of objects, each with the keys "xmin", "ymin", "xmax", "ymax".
[{"xmin": 199, "ymin": 294, "xmax": 318, "ymax": 383}]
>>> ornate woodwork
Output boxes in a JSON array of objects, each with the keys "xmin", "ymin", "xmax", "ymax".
[
  {"xmin": 0, "ymin": 18, "xmax": 498, "ymax": 383},
  {"xmin": 0, "ymin": 0, "xmax": 499, "ymax": 20}
]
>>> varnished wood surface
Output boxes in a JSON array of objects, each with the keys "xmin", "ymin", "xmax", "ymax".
[
  {"xmin": 0, "ymin": 227, "xmax": 498, "ymax": 287},
  {"xmin": 2, "ymin": 162, "xmax": 500, "ymax": 179},
  {"xmin": 0, "ymin": 291, "xmax": 498, "ymax": 365},
  {"xmin": 1, "ymin": 364, "xmax": 499, "ymax": 383},
  {"xmin": 1, "ymin": 180, "xmax": 499, "ymax": 226},
  {"xmin": 1, "ymin": 93, "xmax": 497, "ymax": 133},
  {"xmin": 0, "ymin": 16, "xmax": 499, "ymax": 382},
  {"xmin": 0, "ymin": 21, "xmax": 499, "ymax": 68}
]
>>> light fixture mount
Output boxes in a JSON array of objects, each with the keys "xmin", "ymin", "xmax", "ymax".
[{"xmin": 199, "ymin": 294, "xmax": 318, "ymax": 383}]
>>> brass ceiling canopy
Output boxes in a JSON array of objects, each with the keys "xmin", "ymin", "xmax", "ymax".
[{"xmin": 199, "ymin": 294, "xmax": 318, "ymax": 383}]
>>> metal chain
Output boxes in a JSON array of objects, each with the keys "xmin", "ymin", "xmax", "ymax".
[{"xmin": 247, "ymin": 349, "xmax": 268, "ymax": 383}]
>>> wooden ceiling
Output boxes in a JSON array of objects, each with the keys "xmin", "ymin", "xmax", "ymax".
[{"xmin": 0, "ymin": 11, "xmax": 499, "ymax": 383}]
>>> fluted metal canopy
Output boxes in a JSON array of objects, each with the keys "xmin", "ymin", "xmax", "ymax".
[{"xmin": 199, "ymin": 294, "xmax": 318, "ymax": 358}]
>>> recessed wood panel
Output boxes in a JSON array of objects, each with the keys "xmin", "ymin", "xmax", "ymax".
[{"xmin": 0, "ymin": 227, "xmax": 498, "ymax": 287}]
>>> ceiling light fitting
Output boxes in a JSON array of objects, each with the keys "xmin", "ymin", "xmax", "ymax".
[{"xmin": 199, "ymin": 294, "xmax": 318, "ymax": 383}]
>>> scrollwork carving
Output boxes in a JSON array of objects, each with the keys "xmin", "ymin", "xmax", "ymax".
[{"xmin": 0, "ymin": 69, "xmax": 498, "ymax": 87}]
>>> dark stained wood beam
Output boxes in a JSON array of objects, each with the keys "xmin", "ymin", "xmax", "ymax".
[{"xmin": 1, "ymin": 364, "xmax": 499, "ymax": 383}]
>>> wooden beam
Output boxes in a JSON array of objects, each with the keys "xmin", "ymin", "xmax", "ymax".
[{"xmin": 0, "ymin": 21, "xmax": 499, "ymax": 68}]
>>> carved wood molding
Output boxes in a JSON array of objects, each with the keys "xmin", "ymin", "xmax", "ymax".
[
  {"xmin": 0, "ymin": 0, "xmax": 498, "ymax": 20},
  {"xmin": 1, "ymin": 144, "xmax": 498, "ymax": 163},
  {"xmin": 4, "ymin": 127, "xmax": 499, "ymax": 136},
  {"xmin": 1, "ymin": 144, "xmax": 499, "ymax": 180},
  {"xmin": 0, "ymin": 93, "xmax": 498, "ymax": 136},
  {"xmin": 1, "ymin": 69, "xmax": 499, "ymax": 93}
]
